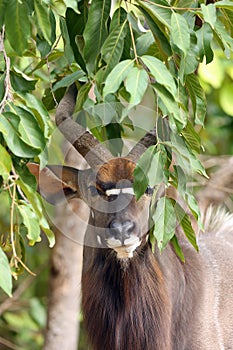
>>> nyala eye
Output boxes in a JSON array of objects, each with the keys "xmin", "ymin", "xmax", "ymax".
[{"xmin": 145, "ymin": 186, "xmax": 153, "ymax": 196}]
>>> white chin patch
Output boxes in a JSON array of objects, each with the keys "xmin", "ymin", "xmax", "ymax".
[{"xmin": 106, "ymin": 236, "xmax": 141, "ymax": 259}]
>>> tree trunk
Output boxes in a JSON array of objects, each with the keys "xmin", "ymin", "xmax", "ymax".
[{"xmin": 43, "ymin": 146, "xmax": 89, "ymax": 350}]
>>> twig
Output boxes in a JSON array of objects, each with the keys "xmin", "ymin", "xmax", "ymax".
[
  {"xmin": 0, "ymin": 26, "xmax": 13, "ymax": 113},
  {"xmin": 0, "ymin": 336, "xmax": 21, "ymax": 350},
  {"xmin": 14, "ymin": 256, "xmax": 36, "ymax": 276},
  {"xmin": 17, "ymin": 185, "xmax": 29, "ymax": 203},
  {"xmin": 10, "ymin": 182, "xmax": 18, "ymax": 266},
  {"xmin": 45, "ymin": 34, "xmax": 62, "ymax": 107}
]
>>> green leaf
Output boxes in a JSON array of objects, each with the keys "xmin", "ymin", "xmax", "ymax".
[
  {"xmin": 110, "ymin": 7, "xmax": 131, "ymax": 60},
  {"xmin": 133, "ymin": 146, "xmax": 168, "ymax": 200},
  {"xmin": 53, "ymin": 71, "xmax": 85, "ymax": 91},
  {"xmin": 172, "ymin": 200, "xmax": 198, "ymax": 251},
  {"xmin": 0, "ymin": 144, "xmax": 12, "ymax": 181},
  {"xmin": 171, "ymin": 12, "xmax": 190, "ymax": 56},
  {"xmin": 141, "ymin": 55, "xmax": 177, "ymax": 97},
  {"xmin": 137, "ymin": 0, "xmax": 171, "ymax": 29},
  {"xmin": 177, "ymin": 0, "xmax": 195, "ymax": 7},
  {"xmin": 0, "ymin": 0, "xmax": 7, "ymax": 29},
  {"xmin": 214, "ymin": 18, "xmax": 233, "ymax": 54},
  {"xmin": 75, "ymin": 82, "xmax": 92, "ymax": 112},
  {"xmin": 14, "ymin": 163, "xmax": 37, "ymax": 192},
  {"xmin": 101, "ymin": 20, "xmax": 127, "ymax": 77},
  {"xmin": 186, "ymin": 73, "xmax": 206, "ymax": 125},
  {"xmin": 39, "ymin": 221, "xmax": 55, "ymax": 248},
  {"xmin": 133, "ymin": 146, "xmax": 156, "ymax": 200},
  {"xmin": 63, "ymin": 0, "xmax": 79, "ymax": 12},
  {"xmin": 12, "ymin": 107, "xmax": 46, "ymax": 151},
  {"xmin": 185, "ymin": 192, "xmax": 203, "ymax": 229},
  {"xmin": 201, "ymin": 3, "xmax": 217, "ymax": 29},
  {"xmin": 60, "ymin": 17, "xmax": 75, "ymax": 64},
  {"xmin": 10, "ymin": 69, "xmax": 37, "ymax": 92},
  {"xmin": 20, "ymin": 93, "xmax": 52, "ymax": 138},
  {"xmin": 196, "ymin": 23, "xmax": 214, "ymax": 64},
  {"xmin": 178, "ymin": 31, "xmax": 199, "ymax": 82},
  {"xmin": 152, "ymin": 197, "xmax": 176, "ymax": 251},
  {"xmin": 30, "ymin": 298, "xmax": 47, "ymax": 327},
  {"xmin": 223, "ymin": 9, "xmax": 233, "ymax": 37},
  {"xmin": 125, "ymin": 67, "xmax": 148, "ymax": 108},
  {"xmin": 136, "ymin": 32, "xmax": 155, "ymax": 56},
  {"xmin": 34, "ymin": 0, "xmax": 52, "ymax": 44},
  {"xmin": 17, "ymin": 180, "xmax": 41, "ymax": 217},
  {"xmin": 86, "ymin": 103, "xmax": 118, "ymax": 126},
  {"xmin": 65, "ymin": 6, "xmax": 88, "ymax": 71},
  {"xmin": 83, "ymin": 0, "xmax": 111, "ymax": 73},
  {"xmin": 17, "ymin": 180, "xmax": 55, "ymax": 248},
  {"xmin": 167, "ymin": 132, "xmax": 207, "ymax": 177},
  {"xmin": 5, "ymin": 0, "xmax": 31, "ymax": 55},
  {"xmin": 170, "ymin": 235, "xmax": 185, "ymax": 263},
  {"xmin": 147, "ymin": 149, "xmax": 168, "ymax": 187},
  {"xmin": 0, "ymin": 247, "xmax": 12, "ymax": 297},
  {"xmin": 17, "ymin": 180, "xmax": 43, "ymax": 219},
  {"xmin": 181, "ymin": 121, "xmax": 201, "ymax": 153},
  {"xmin": 0, "ymin": 115, "xmax": 8, "ymax": 135},
  {"xmin": 30, "ymin": 51, "xmax": 64, "ymax": 73},
  {"xmin": 0, "ymin": 72, "xmax": 5, "ymax": 101},
  {"xmin": 179, "ymin": 56, "xmax": 197, "ymax": 84},
  {"xmin": 18, "ymin": 204, "xmax": 41, "ymax": 246},
  {"xmin": 215, "ymin": 0, "xmax": 233, "ymax": 9},
  {"xmin": 152, "ymin": 83, "xmax": 183, "ymax": 125},
  {"xmin": 0, "ymin": 113, "xmax": 40, "ymax": 158},
  {"xmin": 4, "ymin": 311, "xmax": 38, "ymax": 331},
  {"xmin": 103, "ymin": 59, "xmax": 135, "ymax": 97},
  {"xmin": 138, "ymin": 7, "xmax": 172, "ymax": 57}
]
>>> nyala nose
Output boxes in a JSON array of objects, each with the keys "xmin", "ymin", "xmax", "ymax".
[{"xmin": 108, "ymin": 219, "xmax": 135, "ymax": 242}]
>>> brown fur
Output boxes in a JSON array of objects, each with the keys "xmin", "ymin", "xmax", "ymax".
[
  {"xmin": 96, "ymin": 158, "xmax": 135, "ymax": 184},
  {"xmin": 82, "ymin": 242, "xmax": 172, "ymax": 350}
]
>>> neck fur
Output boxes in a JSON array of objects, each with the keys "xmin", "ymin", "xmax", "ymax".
[{"xmin": 82, "ymin": 243, "xmax": 172, "ymax": 350}]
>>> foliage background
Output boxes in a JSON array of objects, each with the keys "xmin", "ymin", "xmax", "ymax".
[{"xmin": 0, "ymin": 0, "xmax": 232, "ymax": 349}]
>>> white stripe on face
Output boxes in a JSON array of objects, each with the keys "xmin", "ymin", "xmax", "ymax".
[{"xmin": 105, "ymin": 187, "xmax": 134, "ymax": 197}]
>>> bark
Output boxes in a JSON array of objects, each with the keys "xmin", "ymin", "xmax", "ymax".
[{"xmin": 43, "ymin": 146, "xmax": 89, "ymax": 350}]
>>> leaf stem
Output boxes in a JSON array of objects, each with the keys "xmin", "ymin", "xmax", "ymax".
[
  {"xmin": 14, "ymin": 256, "xmax": 36, "ymax": 276},
  {"xmin": 136, "ymin": 0, "xmax": 201, "ymax": 11},
  {"xmin": 125, "ymin": 1, "xmax": 139, "ymax": 64},
  {"xmin": 8, "ymin": 166, "xmax": 20, "ymax": 268},
  {"xmin": 10, "ymin": 181, "xmax": 17, "ymax": 265},
  {"xmin": 45, "ymin": 34, "xmax": 62, "ymax": 107}
]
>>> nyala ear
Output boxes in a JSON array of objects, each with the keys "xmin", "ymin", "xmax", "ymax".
[{"xmin": 27, "ymin": 163, "xmax": 83, "ymax": 204}]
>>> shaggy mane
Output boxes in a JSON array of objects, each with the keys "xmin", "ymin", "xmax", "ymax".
[{"xmin": 201, "ymin": 206, "xmax": 233, "ymax": 236}]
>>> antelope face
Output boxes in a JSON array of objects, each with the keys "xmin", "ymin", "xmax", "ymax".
[
  {"xmin": 28, "ymin": 84, "xmax": 157, "ymax": 260},
  {"xmin": 85, "ymin": 158, "xmax": 152, "ymax": 259}
]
